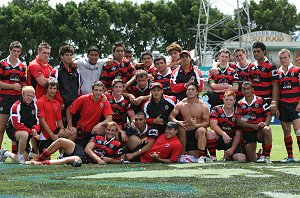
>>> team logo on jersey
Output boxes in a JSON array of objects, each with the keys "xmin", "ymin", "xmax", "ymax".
[
  {"xmin": 100, "ymin": 103, "xmax": 104, "ymax": 108},
  {"xmin": 121, "ymin": 63, "xmax": 125, "ymax": 68},
  {"xmin": 291, "ymin": 72, "xmax": 294, "ymax": 77},
  {"xmin": 113, "ymin": 108, "xmax": 120, "ymax": 115},
  {"xmin": 253, "ymin": 74, "xmax": 260, "ymax": 82},
  {"xmin": 111, "ymin": 66, "xmax": 117, "ymax": 71},
  {"xmin": 218, "ymin": 78, "xmax": 228, "ymax": 84},
  {"xmin": 5, "ymin": 66, "xmax": 11, "ymax": 70},
  {"xmin": 272, "ymin": 70, "xmax": 279, "ymax": 77},
  {"xmin": 282, "ymin": 81, "xmax": 292, "ymax": 90},
  {"xmin": 9, "ymin": 74, "xmax": 20, "ymax": 82},
  {"xmin": 241, "ymin": 104, "xmax": 247, "ymax": 109},
  {"xmin": 232, "ymin": 117, "xmax": 236, "ymax": 122},
  {"xmin": 222, "ymin": 123, "xmax": 232, "ymax": 131},
  {"xmin": 165, "ymin": 105, "xmax": 169, "ymax": 110},
  {"xmin": 121, "ymin": 102, "xmax": 126, "ymax": 107},
  {"xmin": 220, "ymin": 113, "xmax": 226, "ymax": 118},
  {"xmin": 96, "ymin": 140, "xmax": 103, "ymax": 144},
  {"xmin": 109, "ymin": 144, "xmax": 114, "ymax": 148},
  {"xmin": 115, "ymin": 73, "xmax": 122, "ymax": 79},
  {"xmin": 261, "ymin": 67, "xmax": 265, "ymax": 72},
  {"xmin": 255, "ymin": 103, "xmax": 259, "ymax": 108},
  {"xmin": 227, "ymin": 71, "xmax": 231, "ymax": 75},
  {"xmin": 0, "ymin": 107, "xmax": 3, "ymax": 112},
  {"xmin": 109, "ymin": 99, "xmax": 114, "ymax": 103},
  {"xmin": 156, "ymin": 76, "xmax": 162, "ymax": 80},
  {"xmin": 165, "ymin": 143, "xmax": 170, "ymax": 148},
  {"xmin": 32, "ymin": 110, "xmax": 35, "ymax": 115}
]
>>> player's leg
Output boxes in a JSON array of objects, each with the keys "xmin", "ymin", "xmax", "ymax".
[
  {"xmin": 257, "ymin": 126, "xmax": 272, "ymax": 161},
  {"xmin": 177, "ymin": 126, "xmax": 187, "ymax": 154},
  {"xmin": 15, "ymin": 131, "xmax": 29, "ymax": 163},
  {"xmin": 36, "ymin": 138, "xmax": 76, "ymax": 161},
  {"xmin": 244, "ymin": 142, "xmax": 257, "ymax": 162},
  {"xmin": 281, "ymin": 121, "xmax": 294, "ymax": 162},
  {"xmin": 206, "ymin": 130, "xmax": 218, "ymax": 159},
  {"xmin": 0, "ymin": 114, "xmax": 9, "ymax": 148}
]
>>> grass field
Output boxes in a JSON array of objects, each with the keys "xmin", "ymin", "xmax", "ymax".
[{"xmin": 1, "ymin": 125, "xmax": 300, "ymax": 197}]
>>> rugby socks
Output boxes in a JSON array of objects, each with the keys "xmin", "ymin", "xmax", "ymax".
[
  {"xmin": 36, "ymin": 150, "xmax": 51, "ymax": 161},
  {"xmin": 206, "ymin": 139, "xmax": 217, "ymax": 157},
  {"xmin": 199, "ymin": 149, "xmax": 206, "ymax": 157},
  {"xmin": 12, "ymin": 143, "xmax": 18, "ymax": 155},
  {"xmin": 297, "ymin": 136, "xmax": 300, "ymax": 151},
  {"xmin": 262, "ymin": 144, "xmax": 272, "ymax": 158},
  {"xmin": 284, "ymin": 135, "xmax": 293, "ymax": 158}
]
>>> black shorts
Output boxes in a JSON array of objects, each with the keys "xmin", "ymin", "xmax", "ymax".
[
  {"xmin": 216, "ymin": 135, "xmax": 242, "ymax": 154},
  {"xmin": 75, "ymin": 132, "xmax": 94, "ymax": 147},
  {"xmin": 64, "ymin": 144, "xmax": 87, "ymax": 162},
  {"xmin": 38, "ymin": 139, "xmax": 53, "ymax": 154},
  {"xmin": 242, "ymin": 131, "xmax": 262, "ymax": 145},
  {"xmin": 6, "ymin": 126, "xmax": 31, "ymax": 153},
  {"xmin": 278, "ymin": 102, "xmax": 300, "ymax": 123},
  {"xmin": 0, "ymin": 95, "xmax": 20, "ymax": 114},
  {"xmin": 186, "ymin": 129, "xmax": 198, "ymax": 151}
]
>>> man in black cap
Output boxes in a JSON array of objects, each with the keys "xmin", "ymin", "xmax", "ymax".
[
  {"xmin": 140, "ymin": 121, "xmax": 182, "ymax": 163},
  {"xmin": 142, "ymin": 82, "xmax": 177, "ymax": 135}
]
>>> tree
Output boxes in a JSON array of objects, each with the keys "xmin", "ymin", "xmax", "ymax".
[{"xmin": 248, "ymin": 0, "xmax": 300, "ymax": 33}]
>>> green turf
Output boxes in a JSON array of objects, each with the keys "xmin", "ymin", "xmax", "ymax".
[{"xmin": 1, "ymin": 125, "xmax": 300, "ymax": 197}]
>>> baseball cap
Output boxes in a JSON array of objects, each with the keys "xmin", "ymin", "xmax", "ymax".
[
  {"xmin": 180, "ymin": 50, "xmax": 191, "ymax": 57},
  {"xmin": 150, "ymin": 82, "xmax": 163, "ymax": 90},
  {"xmin": 166, "ymin": 121, "xmax": 178, "ymax": 129}
]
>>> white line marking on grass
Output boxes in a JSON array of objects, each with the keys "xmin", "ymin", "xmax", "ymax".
[
  {"xmin": 262, "ymin": 192, "xmax": 300, "ymax": 198},
  {"xmin": 73, "ymin": 168, "xmax": 272, "ymax": 179},
  {"xmin": 271, "ymin": 167, "xmax": 300, "ymax": 176}
]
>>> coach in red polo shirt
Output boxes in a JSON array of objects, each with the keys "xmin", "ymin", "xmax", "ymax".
[
  {"xmin": 140, "ymin": 121, "xmax": 182, "ymax": 163},
  {"xmin": 67, "ymin": 81, "xmax": 113, "ymax": 147},
  {"xmin": 27, "ymin": 42, "xmax": 53, "ymax": 100}
]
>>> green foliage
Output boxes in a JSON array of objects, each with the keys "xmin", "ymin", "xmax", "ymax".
[{"xmin": 249, "ymin": 0, "xmax": 300, "ymax": 33}]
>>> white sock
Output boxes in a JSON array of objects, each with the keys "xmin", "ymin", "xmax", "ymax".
[
  {"xmin": 18, "ymin": 154, "xmax": 24, "ymax": 161},
  {"xmin": 4, "ymin": 151, "xmax": 11, "ymax": 157}
]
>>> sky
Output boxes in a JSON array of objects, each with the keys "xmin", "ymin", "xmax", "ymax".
[{"xmin": 0, "ymin": 0, "xmax": 299, "ymax": 15}]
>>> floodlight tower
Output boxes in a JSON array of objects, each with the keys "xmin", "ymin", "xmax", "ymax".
[{"xmin": 194, "ymin": 0, "xmax": 252, "ymax": 66}]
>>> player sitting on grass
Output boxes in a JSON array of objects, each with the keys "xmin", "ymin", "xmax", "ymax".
[
  {"xmin": 206, "ymin": 91, "xmax": 246, "ymax": 162},
  {"xmin": 140, "ymin": 121, "xmax": 182, "ymax": 163},
  {"xmin": 236, "ymin": 81, "xmax": 272, "ymax": 163},
  {"xmin": 84, "ymin": 121, "xmax": 124, "ymax": 164}
]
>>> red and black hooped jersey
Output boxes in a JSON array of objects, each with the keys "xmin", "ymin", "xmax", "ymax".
[
  {"xmin": 0, "ymin": 58, "xmax": 26, "ymax": 95},
  {"xmin": 135, "ymin": 63, "xmax": 156, "ymax": 75},
  {"xmin": 105, "ymin": 93, "xmax": 132, "ymax": 126},
  {"xmin": 90, "ymin": 135, "xmax": 124, "ymax": 159},
  {"xmin": 231, "ymin": 62, "xmax": 252, "ymax": 98},
  {"xmin": 208, "ymin": 65, "xmax": 238, "ymax": 100},
  {"xmin": 100, "ymin": 59, "xmax": 136, "ymax": 90},
  {"xmin": 127, "ymin": 80, "xmax": 151, "ymax": 97},
  {"xmin": 249, "ymin": 58, "xmax": 279, "ymax": 100},
  {"xmin": 236, "ymin": 95, "xmax": 270, "ymax": 132},
  {"xmin": 210, "ymin": 105, "xmax": 240, "ymax": 138},
  {"xmin": 277, "ymin": 64, "xmax": 300, "ymax": 104},
  {"xmin": 153, "ymin": 68, "xmax": 172, "ymax": 95}
]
